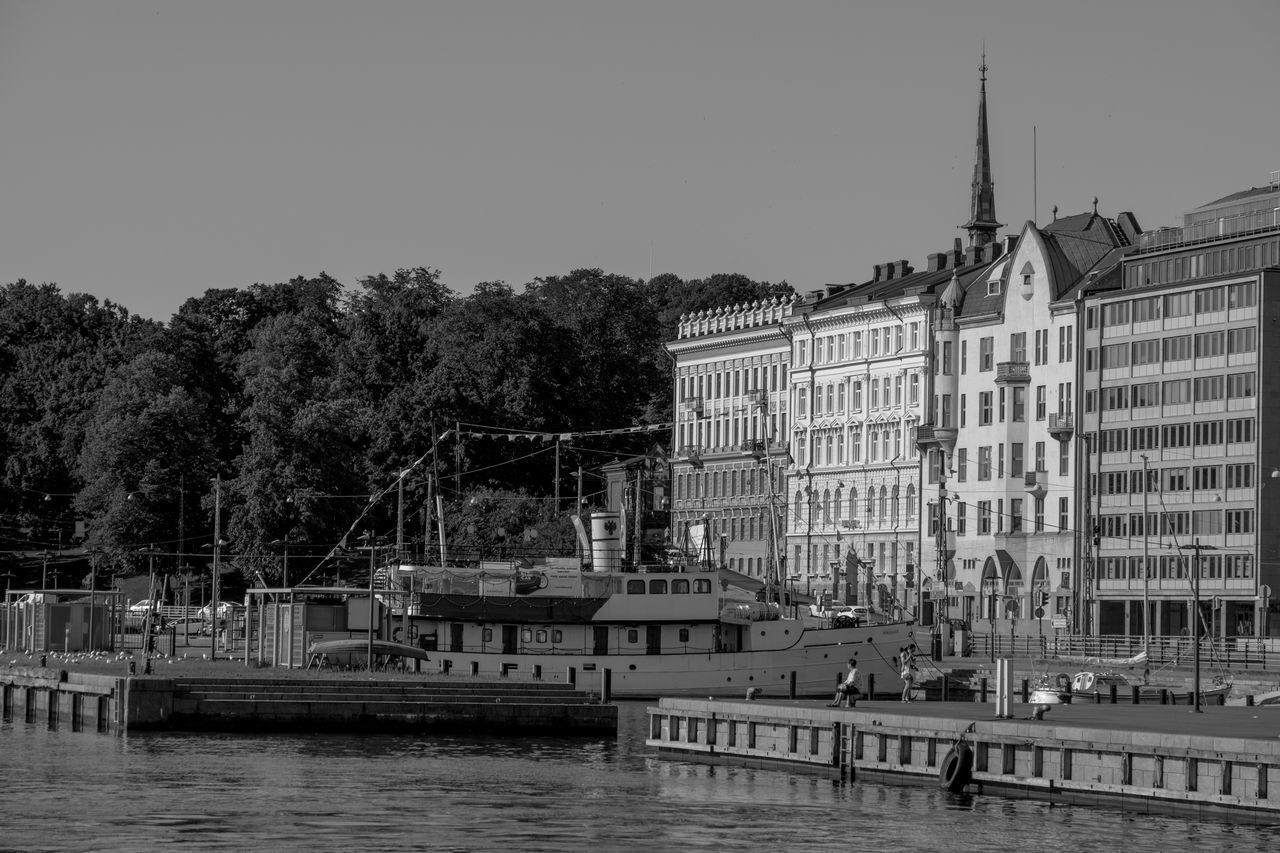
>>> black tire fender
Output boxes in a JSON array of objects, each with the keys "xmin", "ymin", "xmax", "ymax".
[{"xmin": 939, "ymin": 742, "xmax": 974, "ymax": 793}]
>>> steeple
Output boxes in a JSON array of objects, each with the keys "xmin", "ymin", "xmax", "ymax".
[{"xmin": 962, "ymin": 50, "xmax": 1002, "ymax": 248}]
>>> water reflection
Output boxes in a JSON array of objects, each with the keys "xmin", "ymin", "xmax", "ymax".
[{"xmin": 2, "ymin": 701, "xmax": 1279, "ymax": 852}]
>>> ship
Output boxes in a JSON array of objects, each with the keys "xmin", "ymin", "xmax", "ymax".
[{"xmin": 384, "ymin": 513, "xmax": 917, "ymax": 700}]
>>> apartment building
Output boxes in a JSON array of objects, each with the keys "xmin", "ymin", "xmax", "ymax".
[
  {"xmin": 922, "ymin": 206, "xmax": 1139, "ymax": 632},
  {"xmin": 1082, "ymin": 177, "xmax": 1280, "ymax": 638},
  {"xmin": 666, "ymin": 296, "xmax": 796, "ymax": 579}
]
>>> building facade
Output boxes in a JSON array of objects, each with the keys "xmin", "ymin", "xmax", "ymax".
[
  {"xmin": 1082, "ymin": 178, "xmax": 1280, "ymax": 638},
  {"xmin": 666, "ymin": 297, "xmax": 796, "ymax": 580}
]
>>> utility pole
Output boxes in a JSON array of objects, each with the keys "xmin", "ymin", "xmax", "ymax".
[
  {"xmin": 396, "ymin": 468, "xmax": 406, "ymax": 561},
  {"xmin": 1179, "ymin": 540, "xmax": 1214, "ymax": 713},
  {"xmin": 211, "ymin": 474, "xmax": 222, "ymax": 660},
  {"xmin": 1141, "ymin": 453, "xmax": 1151, "ymax": 657},
  {"xmin": 554, "ymin": 439, "xmax": 561, "ymax": 512},
  {"xmin": 366, "ymin": 531, "xmax": 377, "ymax": 671}
]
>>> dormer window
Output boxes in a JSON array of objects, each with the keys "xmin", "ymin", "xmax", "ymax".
[
  {"xmin": 986, "ymin": 278, "xmax": 1002, "ymax": 296},
  {"xmin": 1020, "ymin": 262, "xmax": 1035, "ymax": 301}
]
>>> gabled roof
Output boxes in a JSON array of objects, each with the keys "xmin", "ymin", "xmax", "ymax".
[{"xmin": 1040, "ymin": 212, "xmax": 1131, "ymax": 301}]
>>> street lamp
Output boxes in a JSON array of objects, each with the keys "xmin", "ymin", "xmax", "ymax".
[
  {"xmin": 986, "ymin": 574, "xmax": 998, "ymax": 663},
  {"xmin": 1178, "ymin": 540, "xmax": 1215, "ymax": 713}
]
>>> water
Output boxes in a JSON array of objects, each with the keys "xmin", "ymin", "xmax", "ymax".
[{"xmin": 2, "ymin": 702, "xmax": 1278, "ymax": 852}]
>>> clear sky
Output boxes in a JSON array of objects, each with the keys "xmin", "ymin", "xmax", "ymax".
[{"xmin": 2, "ymin": 0, "xmax": 1277, "ymax": 321}]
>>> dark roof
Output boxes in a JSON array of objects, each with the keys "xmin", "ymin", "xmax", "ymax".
[
  {"xmin": 812, "ymin": 260, "xmax": 991, "ymax": 311},
  {"xmin": 1041, "ymin": 213, "xmax": 1130, "ymax": 301},
  {"xmin": 1191, "ymin": 183, "xmax": 1280, "ymax": 211}
]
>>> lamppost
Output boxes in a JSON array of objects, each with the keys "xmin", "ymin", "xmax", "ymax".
[
  {"xmin": 87, "ymin": 549, "xmax": 101, "ymax": 652},
  {"xmin": 987, "ymin": 574, "xmax": 998, "ymax": 663},
  {"xmin": 1178, "ymin": 540, "xmax": 1215, "ymax": 713},
  {"xmin": 41, "ymin": 551, "xmax": 53, "ymax": 590},
  {"xmin": 363, "ymin": 531, "xmax": 379, "ymax": 671},
  {"xmin": 270, "ymin": 537, "xmax": 293, "ymax": 588}
]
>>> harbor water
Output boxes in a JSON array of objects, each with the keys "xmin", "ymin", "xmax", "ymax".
[{"xmin": 2, "ymin": 701, "xmax": 1278, "ymax": 852}]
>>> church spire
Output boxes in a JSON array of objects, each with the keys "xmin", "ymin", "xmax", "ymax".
[{"xmin": 962, "ymin": 49, "xmax": 1002, "ymax": 248}]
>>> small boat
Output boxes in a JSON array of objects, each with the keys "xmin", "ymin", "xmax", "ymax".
[
  {"xmin": 1069, "ymin": 670, "xmax": 1232, "ymax": 703},
  {"xmin": 307, "ymin": 638, "xmax": 432, "ymax": 670},
  {"xmin": 1027, "ymin": 672, "xmax": 1072, "ymax": 705}
]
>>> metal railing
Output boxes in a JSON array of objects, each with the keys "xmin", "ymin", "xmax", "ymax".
[
  {"xmin": 1134, "ymin": 208, "xmax": 1280, "ymax": 254},
  {"xmin": 959, "ymin": 632, "xmax": 1280, "ymax": 670}
]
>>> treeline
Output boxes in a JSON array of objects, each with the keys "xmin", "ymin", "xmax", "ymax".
[{"xmin": 0, "ymin": 268, "xmax": 790, "ymax": 586}]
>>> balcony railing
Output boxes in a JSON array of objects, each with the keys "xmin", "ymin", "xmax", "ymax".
[
  {"xmin": 1133, "ymin": 208, "xmax": 1280, "ymax": 255},
  {"xmin": 678, "ymin": 445, "xmax": 703, "ymax": 467},
  {"xmin": 995, "ymin": 361, "xmax": 1030, "ymax": 384},
  {"xmin": 1047, "ymin": 413, "xmax": 1074, "ymax": 440}
]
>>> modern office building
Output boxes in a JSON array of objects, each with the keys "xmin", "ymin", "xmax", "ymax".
[{"xmin": 1082, "ymin": 175, "xmax": 1280, "ymax": 638}]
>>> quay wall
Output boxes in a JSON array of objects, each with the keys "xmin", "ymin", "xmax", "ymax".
[
  {"xmin": 2, "ymin": 669, "xmax": 616, "ymax": 736},
  {"xmin": 647, "ymin": 698, "xmax": 1280, "ymax": 823}
]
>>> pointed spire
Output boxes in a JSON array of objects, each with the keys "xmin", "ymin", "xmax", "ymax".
[{"xmin": 962, "ymin": 48, "xmax": 1003, "ymax": 248}]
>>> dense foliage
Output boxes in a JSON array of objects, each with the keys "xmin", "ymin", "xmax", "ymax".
[{"xmin": 0, "ymin": 268, "xmax": 790, "ymax": 590}]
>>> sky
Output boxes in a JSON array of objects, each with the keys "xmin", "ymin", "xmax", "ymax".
[{"xmin": 2, "ymin": 0, "xmax": 1278, "ymax": 322}]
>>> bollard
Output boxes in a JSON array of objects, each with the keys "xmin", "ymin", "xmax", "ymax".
[
  {"xmin": 602, "ymin": 668, "xmax": 612, "ymax": 704},
  {"xmin": 128, "ymin": 661, "xmax": 136, "ymax": 676},
  {"xmin": 867, "ymin": 673, "xmax": 875, "ymax": 700},
  {"xmin": 789, "ymin": 671, "xmax": 796, "ymax": 700},
  {"xmin": 1159, "ymin": 688, "xmax": 1167, "ymax": 705},
  {"xmin": 1131, "ymin": 685, "xmax": 1140, "ymax": 705},
  {"xmin": 942, "ymin": 674, "xmax": 950, "ymax": 702},
  {"xmin": 1020, "ymin": 678, "xmax": 1029, "ymax": 703},
  {"xmin": 980, "ymin": 677, "xmax": 988, "ymax": 703},
  {"xmin": 1108, "ymin": 683, "xmax": 1117, "ymax": 704},
  {"xmin": 1247, "ymin": 694, "xmax": 1255, "ymax": 707}
]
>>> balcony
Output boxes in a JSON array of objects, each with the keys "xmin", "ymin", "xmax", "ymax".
[
  {"xmin": 678, "ymin": 445, "xmax": 704, "ymax": 468},
  {"xmin": 1047, "ymin": 413, "xmax": 1074, "ymax": 441},
  {"xmin": 915, "ymin": 424, "xmax": 957, "ymax": 453},
  {"xmin": 739, "ymin": 439, "xmax": 766, "ymax": 460},
  {"xmin": 1024, "ymin": 469, "xmax": 1048, "ymax": 499},
  {"xmin": 995, "ymin": 360, "xmax": 1030, "ymax": 385},
  {"xmin": 680, "ymin": 396, "xmax": 705, "ymax": 417}
]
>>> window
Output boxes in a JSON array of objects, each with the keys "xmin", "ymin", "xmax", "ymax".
[
  {"xmin": 1228, "ymin": 281, "xmax": 1257, "ymax": 309},
  {"xmin": 852, "ymin": 381, "xmax": 863, "ymax": 411},
  {"xmin": 961, "ymin": 341, "xmax": 968, "ymax": 374},
  {"xmin": 1010, "ymin": 332, "xmax": 1026, "ymax": 363},
  {"xmin": 941, "ymin": 394, "xmax": 953, "ymax": 428},
  {"xmin": 956, "ymin": 502, "xmax": 967, "ymax": 536},
  {"xmin": 1226, "ymin": 509, "xmax": 1254, "ymax": 534},
  {"xmin": 1034, "ymin": 441, "xmax": 1045, "ymax": 472},
  {"xmin": 693, "ymin": 578, "xmax": 712, "ymax": 593},
  {"xmin": 1034, "ymin": 329, "xmax": 1049, "ymax": 365},
  {"xmin": 979, "ymin": 391, "xmax": 993, "ymax": 425},
  {"xmin": 1104, "ymin": 301, "xmax": 1130, "ymax": 327},
  {"xmin": 1226, "ymin": 418, "xmax": 1255, "ymax": 444},
  {"xmin": 1132, "ymin": 339, "xmax": 1160, "ymax": 366},
  {"xmin": 960, "ymin": 394, "xmax": 966, "ymax": 427},
  {"xmin": 1102, "ymin": 343, "xmax": 1129, "ymax": 368},
  {"xmin": 1163, "ymin": 292, "xmax": 1192, "ymax": 318},
  {"xmin": 1227, "ymin": 372, "xmax": 1255, "ymax": 400},
  {"xmin": 1058, "ymin": 497, "xmax": 1069, "ymax": 531},
  {"xmin": 1011, "ymin": 443, "xmax": 1024, "ymax": 478},
  {"xmin": 627, "ymin": 580, "xmax": 646, "ymax": 594},
  {"xmin": 1058, "ymin": 325, "xmax": 1073, "ymax": 362},
  {"xmin": 1162, "ymin": 335, "xmax": 1191, "ymax": 362},
  {"xmin": 979, "ymin": 337, "xmax": 994, "ymax": 371},
  {"xmin": 1162, "ymin": 379, "xmax": 1192, "ymax": 405},
  {"xmin": 909, "ymin": 374, "xmax": 920, "ymax": 404},
  {"xmin": 942, "ymin": 341, "xmax": 953, "ymax": 374},
  {"xmin": 1228, "ymin": 327, "xmax": 1257, "ymax": 355},
  {"xmin": 1193, "ymin": 375, "xmax": 1224, "ymax": 403},
  {"xmin": 987, "ymin": 277, "xmax": 1001, "ymax": 296},
  {"xmin": 1225, "ymin": 463, "xmax": 1253, "ymax": 489},
  {"xmin": 852, "ymin": 331, "xmax": 862, "ymax": 358},
  {"xmin": 978, "ymin": 501, "xmax": 992, "ymax": 535},
  {"xmin": 1035, "ymin": 386, "xmax": 1046, "ymax": 420},
  {"xmin": 957, "ymin": 448, "xmax": 968, "ymax": 481},
  {"xmin": 1010, "ymin": 498, "xmax": 1023, "ymax": 533},
  {"xmin": 1194, "ymin": 331, "xmax": 1224, "ymax": 358},
  {"xmin": 999, "ymin": 387, "xmax": 1006, "ymax": 422},
  {"xmin": 978, "ymin": 446, "xmax": 992, "ymax": 480},
  {"xmin": 1132, "ymin": 382, "xmax": 1159, "ymax": 409},
  {"xmin": 1102, "ymin": 386, "xmax": 1129, "ymax": 411},
  {"xmin": 1132, "ymin": 296, "xmax": 1160, "ymax": 322},
  {"xmin": 672, "ymin": 579, "xmax": 690, "ymax": 594},
  {"xmin": 1012, "ymin": 386, "xmax": 1025, "ymax": 422},
  {"xmin": 1059, "ymin": 441, "xmax": 1070, "ymax": 477},
  {"xmin": 1192, "ymin": 466, "xmax": 1219, "ymax": 491},
  {"xmin": 1195, "ymin": 286, "xmax": 1226, "ymax": 313}
]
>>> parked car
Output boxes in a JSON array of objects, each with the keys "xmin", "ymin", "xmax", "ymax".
[
  {"xmin": 167, "ymin": 616, "xmax": 211, "ymax": 637},
  {"xmin": 198, "ymin": 602, "xmax": 243, "ymax": 621},
  {"xmin": 128, "ymin": 599, "xmax": 158, "ymax": 614}
]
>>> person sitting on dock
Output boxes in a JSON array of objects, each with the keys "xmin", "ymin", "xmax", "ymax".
[{"xmin": 829, "ymin": 658, "xmax": 861, "ymax": 707}]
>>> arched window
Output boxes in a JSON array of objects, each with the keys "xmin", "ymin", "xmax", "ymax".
[
  {"xmin": 822, "ymin": 488, "xmax": 831, "ymax": 524},
  {"xmin": 794, "ymin": 490, "xmax": 803, "ymax": 522},
  {"xmin": 833, "ymin": 487, "xmax": 843, "ymax": 524},
  {"xmin": 891, "ymin": 485, "xmax": 900, "ymax": 525},
  {"xmin": 848, "ymin": 487, "xmax": 858, "ymax": 523},
  {"xmin": 878, "ymin": 486, "xmax": 888, "ymax": 522},
  {"xmin": 905, "ymin": 484, "xmax": 916, "ymax": 523}
]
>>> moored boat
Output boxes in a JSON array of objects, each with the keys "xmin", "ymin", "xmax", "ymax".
[
  {"xmin": 1069, "ymin": 670, "xmax": 1232, "ymax": 703},
  {"xmin": 387, "ymin": 557, "xmax": 916, "ymax": 699}
]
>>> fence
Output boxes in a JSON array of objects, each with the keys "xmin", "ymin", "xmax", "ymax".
[{"xmin": 964, "ymin": 632, "xmax": 1280, "ymax": 671}]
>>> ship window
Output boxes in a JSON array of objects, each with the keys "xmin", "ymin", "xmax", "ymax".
[
  {"xmin": 672, "ymin": 579, "xmax": 690, "ymax": 594},
  {"xmin": 535, "ymin": 629, "xmax": 547, "ymax": 643},
  {"xmin": 482, "ymin": 628, "xmax": 493, "ymax": 642},
  {"xmin": 649, "ymin": 579, "xmax": 668, "ymax": 594},
  {"xmin": 552, "ymin": 629, "xmax": 563, "ymax": 643},
  {"xmin": 627, "ymin": 580, "xmax": 645, "ymax": 594},
  {"xmin": 627, "ymin": 629, "xmax": 639, "ymax": 643},
  {"xmin": 679, "ymin": 628, "xmax": 690, "ymax": 642},
  {"xmin": 693, "ymin": 579, "xmax": 713, "ymax": 593},
  {"xmin": 521, "ymin": 628, "xmax": 533, "ymax": 643}
]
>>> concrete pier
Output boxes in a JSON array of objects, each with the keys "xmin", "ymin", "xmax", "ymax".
[
  {"xmin": 2, "ymin": 667, "xmax": 616, "ymax": 735},
  {"xmin": 647, "ymin": 697, "xmax": 1280, "ymax": 822}
]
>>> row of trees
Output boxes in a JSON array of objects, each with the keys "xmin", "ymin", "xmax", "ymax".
[{"xmin": 0, "ymin": 268, "xmax": 790, "ymax": 589}]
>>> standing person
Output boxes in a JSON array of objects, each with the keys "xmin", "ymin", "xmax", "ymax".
[
  {"xmin": 829, "ymin": 657, "xmax": 861, "ymax": 707},
  {"xmin": 900, "ymin": 652, "xmax": 917, "ymax": 702}
]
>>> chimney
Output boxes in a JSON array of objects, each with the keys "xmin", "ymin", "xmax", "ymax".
[
  {"xmin": 807, "ymin": 289, "xmax": 826, "ymax": 302},
  {"xmin": 951, "ymin": 237, "xmax": 965, "ymax": 268},
  {"xmin": 825, "ymin": 284, "xmax": 846, "ymax": 297},
  {"xmin": 885, "ymin": 261, "xmax": 897, "ymax": 280},
  {"xmin": 927, "ymin": 252, "xmax": 947, "ymax": 272},
  {"xmin": 965, "ymin": 245, "xmax": 986, "ymax": 267},
  {"xmin": 1116, "ymin": 212, "xmax": 1143, "ymax": 244},
  {"xmin": 873, "ymin": 264, "xmax": 884, "ymax": 281},
  {"xmin": 988, "ymin": 241, "xmax": 1004, "ymax": 261},
  {"xmin": 1004, "ymin": 234, "xmax": 1018, "ymax": 255}
]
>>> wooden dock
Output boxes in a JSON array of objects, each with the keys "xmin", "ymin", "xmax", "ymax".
[
  {"xmin": 2, "ymin": 666, "xmax": 617, "ymax": 735},
  {"xmin": 647, "ymin": 696, "xmax": 1280, "ymax": 822}
]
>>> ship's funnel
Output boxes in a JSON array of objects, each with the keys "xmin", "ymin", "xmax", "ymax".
[{"xmin": 589, "ymin": 512, "xmax": 623, "ymax": 572}]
